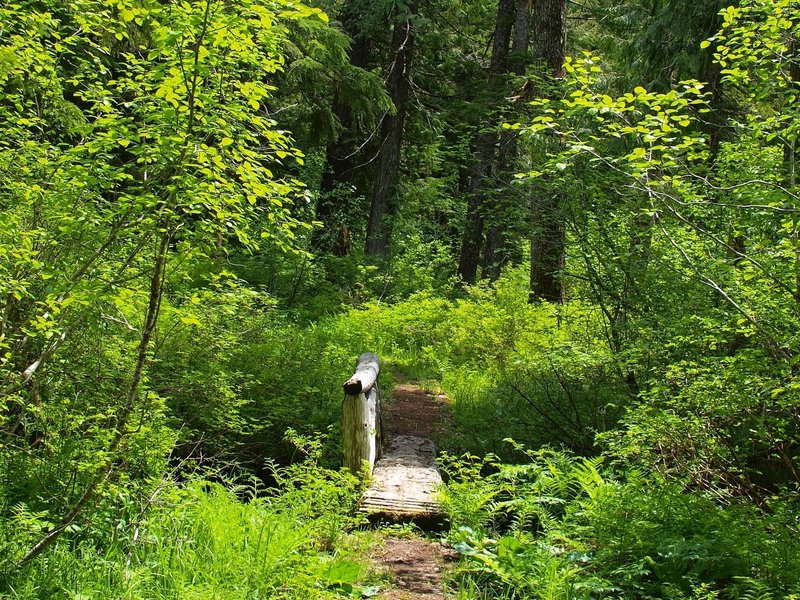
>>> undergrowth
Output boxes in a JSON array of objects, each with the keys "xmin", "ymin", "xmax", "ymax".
[
  {"xmin": 1, "ymin": 454, "xmax": 378, "ymax": 599},
  {"xmin": 438, "ymin": 446, "xmax": 800, "ymax": 599},
  {"xmin": 4, "ymin": 265, "xmax": 799, "ymax": 599}
]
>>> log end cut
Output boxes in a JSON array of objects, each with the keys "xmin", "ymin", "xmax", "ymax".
[
  {"xmin": 343, "ymin": 377, "xmax": 364, "ymax": 396},
  {"xmin": 342, "ymin": 352, "xmax": 380, "ymax": 396}
]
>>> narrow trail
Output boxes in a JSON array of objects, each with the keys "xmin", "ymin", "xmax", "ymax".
[
  {"xmin": 375, "ymin": 537, "xmax": 456, "ymax": 600},
  {"xmin": 381, "ymin": 382, "xmax": 453, "ymax": 441},
  {"xmin": 372, "ymin": 378, "xmax": 456, "ymax": 600}
]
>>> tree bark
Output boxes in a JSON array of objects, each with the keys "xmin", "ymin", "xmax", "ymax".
[
  {"xmin": 532, "ymin": 0, "xmax": 566, "ymax": 75},
  {"xmin": 482, "ymin": 0, "xmax": 532, "ymax": 280},
  {"xmin": 457, "ymin": 0, "xmax": 516, "ymax": 283},
  {"xmin": 529, "ymin": 193, "xmax": 566, "ymax": 302},
  {"xmin": 459, "ymin": 133, "xmax": 494, "ymax": 282},
  {"xmin": 528, "ymin": 0, "xmax": 567, "ymax": 303},
  {"xmin": 365, "ymin": 1, "xmax": 418, "ymax": 256}
]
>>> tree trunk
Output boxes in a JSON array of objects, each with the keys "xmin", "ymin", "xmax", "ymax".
[
  {"xmin": 528, "ymin": 0, "xmax": 567, "ymax": 302},
  {"xmin": 786, "ymin": 29, "xmax": 800, "ymax": 306},
  {"xmin": 457, "ymin": 0, "xmax": 516, "ymax": 283},
  {"xmin": 459, "ymin": 133, "xmax": 494, "ymax": 282},
  {"xmin": 511, "ymin": 0, "xmax": 532, "ymax": 72},
  {"xmin": 365, "ymin": 1, "xmax": 418, "ymax": 256},
  {"xmin": 482, "ymin": 0, "xmax": 532, "ymax": 280},
  {"xmin": 532, "ymin": 0, "xmax": 566, "ymax": 75},
  {"xmin": 529, "ymin": 193, "xmax": 566, "ymax": 302}
]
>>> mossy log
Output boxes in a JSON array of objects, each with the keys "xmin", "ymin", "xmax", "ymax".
[{"xmin": 342, "ymin": 352, "xmax": 382, "ymax": 476}]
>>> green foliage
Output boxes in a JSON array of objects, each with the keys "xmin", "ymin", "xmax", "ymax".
[
  {"xmin": 441, "ymin": 447, "xmax": 800, "ymax": 599},
  {"xmin": 3, "ymin": 0, "xmax": 800, "ymax": 597},
  {"xmin": 432, "ymin": 269, "xmax": 626, "ymax": 455},
  {"xmin": 149, "ymin": 277, "xmax": 277, "ymax": 463},
  {"xmin": 1, "ymin": 453, "xmax": 374, "ymax": 598},
  {"xmin": 507, "ymin": 0, "xmax": 800, "ymax": 501},
  {"xmin": 138, "ymin": 272, "xmax": 624, "ymax": 465},
  {"xmin": 278, "ymin": 12, "xmax": 393, "ymax": 146},
  {"xmin": 441, "ymin": 449, "xmax": 614, "ymax": 598},
  {"xmin": 595, "ymin": 0, "xmax": 726, "ymax": 91},
  {"xmin": 0, "ymin": 0, "xmax": 350, "ymax": 576},
  {"xmin": 257, "ymin": 268, "xmax": 626, "ymax": 456},
  {"xmin": 709, "ymin": 0, "xmax": 800, "ymax": 104},
  {"xmin": 604, "ymin": 348, "xmax": 800, "ymax": 498}
]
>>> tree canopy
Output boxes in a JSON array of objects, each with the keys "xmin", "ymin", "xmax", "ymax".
[{"xmin": 1, "ymin": 0, "xmax": 799, "ymax": 597}]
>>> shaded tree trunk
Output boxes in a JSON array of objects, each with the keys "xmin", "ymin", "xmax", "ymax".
[
  {"xmin": 457, "ymin": 0, "xmax": 516, "ymax": 283},
  {"xmin": 483, "ymin": 0, "xmax": 532, "ymax": 280},
  {"xmin": 530, "ymin": 192, "xmax": 566, "ymax": 302},
  {"xmin": 459, "ymin": 133, "xmax": 495, "ymax": 283},
  {"xmin": 786, "ymin": 27, "xmax": 800, "ymax": 306},
  {"xmin": 365, "ymin": 1, "xmax": 418, "ymax": 256},
  {"xmin": 529, "ymin": 0, "xmax": 567, "ymax": 302}
]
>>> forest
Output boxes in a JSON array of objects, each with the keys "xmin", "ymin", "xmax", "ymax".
[{"xmin": 1, "ymin": 0, "xmax": 799, "ymax": 597}]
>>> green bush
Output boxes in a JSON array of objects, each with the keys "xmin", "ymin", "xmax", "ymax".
[
  {"xmin": 2, "ymin": 455, "xmax": 374, "ymax": 599},
  {"xmin": 602, "ymin": 343, "xmax": 800, "ymax": 502},
  {"xmin": 440, "ymin": 447, "xmax": 800, "ymax": 599}
]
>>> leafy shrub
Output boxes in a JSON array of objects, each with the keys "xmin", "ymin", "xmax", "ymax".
[
  {"xmin": 605, "ymin": 349, "xmax": 800, "ymax": 501},
  {"xmin": 440, "ymin": 447, "xmax": 800, "ymax": 599}
]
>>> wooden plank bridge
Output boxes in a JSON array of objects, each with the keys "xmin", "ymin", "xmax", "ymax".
[{"xmin": 342, "ymin": 353, "xmax": 444, "ymax": 521}]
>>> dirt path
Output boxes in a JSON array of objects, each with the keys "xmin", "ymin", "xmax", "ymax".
[
  {"xmin": 381, "ymin": 382, "xmax": 453, "ymax": 441},
  {"xmin": 375, "ymin": 537, "xmax": 456, "ymax": 600},
  {"xmin": 372, "ymin": 379, "xmax": 455, "ymax": 599}
]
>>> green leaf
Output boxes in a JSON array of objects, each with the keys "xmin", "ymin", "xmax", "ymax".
[
  {"xmin": 179, "ymin": 316, "xmax": 203, "ymax": 327},
  {"xmin": 325, "ymin": 560, "xmax": 361, "ymax": 584}
]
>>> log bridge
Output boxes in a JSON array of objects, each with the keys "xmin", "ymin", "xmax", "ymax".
[{"xmin": 342, "ymin": 353, "xmax": 443, "ymax": 520}]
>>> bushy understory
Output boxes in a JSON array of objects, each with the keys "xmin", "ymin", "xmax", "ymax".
[
  {"xmin": 3, "ymin": 262, "xmax": 799, "ymax": 597},
  {"xmin": 2, "ymin": 1, "xmax": 799, "ymax": 594},
  {"xmin": 439, "ymin": 448, "xmax": 800, "ymax": 599},
  {"xmin": 1, "ymin": 451, "xmax": 376, "ymax": 599}
]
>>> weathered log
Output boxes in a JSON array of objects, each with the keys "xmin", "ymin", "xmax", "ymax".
[
  {"xmin": 343, "ymin": 385, "xmax": 380, "ymax": 476},
  {"xmin": 342, "ymin": 352, "xmax": 382, "ymax": 476},
  {"xmin": 343, "ymin": 352, "xmax": 380, "ymax": 395},
  {"xmin": 360, "ymin": 436, "xmax": 444, "ymax": 520}
]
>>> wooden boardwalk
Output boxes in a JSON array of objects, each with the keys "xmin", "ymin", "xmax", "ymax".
[
  {"xmin": 360, "ymin": 435, "xmax": 443, "ymax": 518},
  {"xmin": 342, "ymin": 354, "xmax": 446, "ymax": 522}
]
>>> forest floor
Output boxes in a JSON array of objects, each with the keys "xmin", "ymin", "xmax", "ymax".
[{"xmin": 372, "ymin": 377, "xmax": 456, "ymax": 599}]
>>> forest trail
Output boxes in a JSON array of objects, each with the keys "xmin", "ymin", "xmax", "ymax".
[
  {"xmin": 370, "ymin": 379, "xmax": 456, "ymax": 599},
  {"xmin": 361, "ymin": 379, "xmax": 451, "ymax": 518},
  {"xmin": 381, "ymin": 381, "xmax": 453, "ymax": 440}
]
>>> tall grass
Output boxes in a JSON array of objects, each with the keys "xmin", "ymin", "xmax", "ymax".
[{"xmin": 2, "ymin": 460, "xmax": 374, "ymax": 599}]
